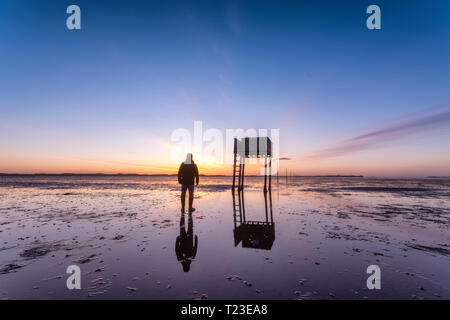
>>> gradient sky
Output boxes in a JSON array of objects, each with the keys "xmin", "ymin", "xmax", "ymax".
[{"xmin": 1, "ymin": 0, "xmax": 449, "ymax": 176}]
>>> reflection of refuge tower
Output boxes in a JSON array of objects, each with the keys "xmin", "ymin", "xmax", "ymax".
[
  {"xmin": 232, "ymin": 189, "xmax": 275, "ymax": 250},
  {"xmin": 232, "ymin": 137, "xmax": 272, "ymax": 191}
]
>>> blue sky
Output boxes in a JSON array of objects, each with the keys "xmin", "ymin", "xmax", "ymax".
[{"xmin": 1, "ymin": 0, "xmax": 449, "ymax": 175}]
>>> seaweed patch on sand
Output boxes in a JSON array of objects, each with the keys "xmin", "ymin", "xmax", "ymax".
[
  {"xmin": 0, "ymin": 263, "xmax": 23, "ymax": 275},
  {"xmin": 19, "ymin": 240, "xmax": 85, "ymax": 260},
  {"xmin": 406, "ymin": 244, "xmax": 450, "ymax": 256}
]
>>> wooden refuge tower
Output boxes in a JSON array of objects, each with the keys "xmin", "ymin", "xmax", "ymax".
[{"xmin": 232, "ymin": 137, "xmax": 272, "ymax": 191}]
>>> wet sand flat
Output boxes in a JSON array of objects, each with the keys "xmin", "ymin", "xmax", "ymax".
[{"xmin": 0, "ymin": 175, "xmax": 449, "ymax": 299}]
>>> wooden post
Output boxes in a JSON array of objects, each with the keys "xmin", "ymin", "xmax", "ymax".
[
  {"xmin": 240, "ymin": 188, "xmax": 246, "ymax": 223},
  {"xmin": 232, "ymin": 188, "xmax": 237, "ymax": 227},
  {"xmin": 268, "ymin": 158, "xmax": 272, "ymax": 190},
  {"xmin": 238, "ymin": 159, "xmax": 242, "ymax": 191},
  {"xmin": 232, "ymin": 152, "xmax": 237, "ymax": 190},
  {"xmin": 269, "ymin": 189, "xmax": 273, "ymax": 224},
  {"xmin": 264, "ymin": 190, "xmax": 269, "ymax": 223},
  {"xmin": 241, "ymin": 159, "xmax": 245, "ymax": 190},
  {"xmin": 238, "ymin": 189, "xmax": 243, "ymax": 224},
  {"xmin": 264, "ymin": 157, "xmax": 267, "ymax": 192}
]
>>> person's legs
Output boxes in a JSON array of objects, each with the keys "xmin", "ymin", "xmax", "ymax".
[
  {"xmin": 181, "ymin": 184, "xmax": 188, "ymax": 212},
  {"xmin": 188, "ymin": 185, "xmax": 195, "ymax": 211}
]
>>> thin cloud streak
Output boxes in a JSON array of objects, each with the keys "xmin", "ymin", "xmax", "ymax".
[
  {"xmin": 347, "ymin": 111, "xmax": 450, "ymax": 143},
  {"xmin": 302, "ymin": 109, "xmax": 450, "ymax": 161}
]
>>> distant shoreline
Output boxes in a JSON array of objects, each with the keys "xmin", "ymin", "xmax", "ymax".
[
  {"xmin": 1, "ymin": 173, "xmax": 449, "ymax": 179},
  {"xmin": 0, "ymin": 173, "xmax": 364, "ymax": 178}
]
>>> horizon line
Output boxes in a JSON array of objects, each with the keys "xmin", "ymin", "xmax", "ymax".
[
  {"xmin": 1, "ymin": 173, "xmax": 449, "ymax": 179},
  {"xmin": 0, "ymin": 172, "xmax": 362, "ymax": 177}
]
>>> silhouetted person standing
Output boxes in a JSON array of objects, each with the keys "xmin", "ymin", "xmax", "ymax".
[
  {"xmin": 178, "ymin": 153, "xmax": 199, "ymax": 213},
  {"xmin": 175, "ymin": 212, "xmax": 198, "ymax": 272}
]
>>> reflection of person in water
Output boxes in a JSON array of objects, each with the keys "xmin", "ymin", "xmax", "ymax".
[{"xmin": 175, "ymin": 212, "xmax": 198, "ymax": 272}]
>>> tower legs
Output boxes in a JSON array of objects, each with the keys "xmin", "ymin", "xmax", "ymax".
[
  {"xmin": 264, "ymin": 157, "xmax": 267, "ymax": 192},
  {"xmin": 268, "ymin": 157, "xmax": 272, "ymax": 190},
  {"xmin": 232, "ymin": 152, "xmax": 237, "ymax": 190}
]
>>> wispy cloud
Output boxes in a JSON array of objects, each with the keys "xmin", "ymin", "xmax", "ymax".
[
  {"xmin": 226, "ymin": 2, "xmax": 242, "ymax": 35},
  {"xmin": 211, "ymin": 42, "xmax": 232, "ymax": 66},
  {"xmin": 302, "ymin": 107, "xmax": 450, "ymax": 161}
]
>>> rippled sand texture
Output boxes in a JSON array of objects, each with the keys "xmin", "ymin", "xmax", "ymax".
[{"xmin": 0, "ymin": 175, "xmax": 449, "ymax": 299}]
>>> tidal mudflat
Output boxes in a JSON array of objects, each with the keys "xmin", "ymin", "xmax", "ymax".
[{"xmin": 0, "ymin": 175, "xmax": 449, "ymax": 299}]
